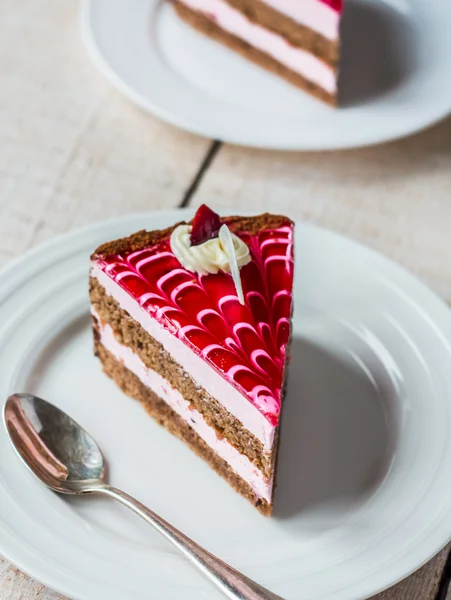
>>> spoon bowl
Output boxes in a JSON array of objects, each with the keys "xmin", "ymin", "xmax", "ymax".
[{"xmin": 4, "ymin": 393, "xmax": 105, "ymax": 494}]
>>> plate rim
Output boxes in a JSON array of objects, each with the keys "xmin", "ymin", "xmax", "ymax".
[
  {"xmin": 79, "ymin": 0, "xmax": 451, "ymax": 151},
  {"xmin": 1, "ymin": 209, "xmax": 451, "ymax": 600}
]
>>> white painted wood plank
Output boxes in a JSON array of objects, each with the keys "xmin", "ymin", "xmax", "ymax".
[
  {"xmin": 0, "ymin": 0, "xmax": 210, "ymax": 268},
  {"xmin": 0, "ymin": 558, "xmax": 65, "ymax": 600}
]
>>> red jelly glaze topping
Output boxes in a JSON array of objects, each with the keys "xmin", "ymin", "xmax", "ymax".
[
  {"xmin": 190, "ymin": 204, "xmax": 222, "ymax": 246},
  {"xmin": 96, "ymin": 224, "xmax": 294, "ymax": 425}
]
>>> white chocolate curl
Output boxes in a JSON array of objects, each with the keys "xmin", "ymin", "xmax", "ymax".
[{"xmin": 170, "ymin": 224, "xmax": 251, "ymax": 304}]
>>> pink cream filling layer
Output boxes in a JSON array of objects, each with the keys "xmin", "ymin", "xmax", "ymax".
[
  {"xmin": 96, "ymin": 315, "xmax": 272, "ymax": 502},
  {"xmin": 177, "ymin": 0, "xmax": 337, "ymax": 93},
  {"xmin": 261, "ymin": 0, "xmax": 340, "ymax": 41},
  {"xmin": 91, "ymin": 264, "xmax": 276, "ymax": 452}
]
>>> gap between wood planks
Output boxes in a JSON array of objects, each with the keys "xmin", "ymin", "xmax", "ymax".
[
  {"xmin": 178, "ymin": 140, "xmax": 222, "ymax": 208},
  {"xmin": 436, "ymin": 547, "xmax": 451, "ymax": 600}
]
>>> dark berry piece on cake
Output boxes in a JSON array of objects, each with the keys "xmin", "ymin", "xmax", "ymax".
[{"xmin": 190, "ymin": 203, "xmax": 222, "ymax": 245}]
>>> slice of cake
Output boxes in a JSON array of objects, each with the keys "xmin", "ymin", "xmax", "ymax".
[
  {"xmin": 172, "ymin": 0, "xmax": 343, "ymax": 105},
  {"xmin": 90, "ymin": 206, "xmax": 294, "ymax": 515}
]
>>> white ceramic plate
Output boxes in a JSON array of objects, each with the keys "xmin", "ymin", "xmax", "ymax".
[
  {"xmin": 80, "ymin": 0, "xmax": 451, "ymax": 150},
  {"xmin": 1, "ymin": 210, "xmax": 451, "ymax": 600}
]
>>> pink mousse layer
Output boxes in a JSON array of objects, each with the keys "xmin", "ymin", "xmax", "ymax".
[
  {"xmin": 96, "ymin": 314, "xmax": 272, "ymax": 502},
  {"xmin": 178, "ymin": 0, "xmax": 337, "ymax": 93},
  {"xmin": 261, "ymin": 0, "xmax": 341, "ymax": 41},
  {"xmin": 91, "ymin": 263, "xmax": 276, "ymax": 452}
]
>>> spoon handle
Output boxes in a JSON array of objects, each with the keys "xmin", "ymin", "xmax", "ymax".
[{"xmin": 93, "ymin": 485, "xmax": 284, "ymax": 600}]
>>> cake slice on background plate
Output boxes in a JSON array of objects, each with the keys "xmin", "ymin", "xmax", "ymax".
[
  {"xmin": 171, "ymin": 0, "xmax": 343, "ymax": 105},
  {"xmin": 90, "ymin": 206, "xmax": 294, "ymax": 515}
]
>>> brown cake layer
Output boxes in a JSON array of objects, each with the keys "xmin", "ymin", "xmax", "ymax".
[
  {"xmin": 92, "ymin": 213, "xmax": 292, "ymax": 260},
  {"xmin": 96, "ymin": 341, "xmax": 272, "ymax": 516},
  {"xmin": 173, "ymin": 2, "xmax": 336, "ymax": 106},
  {"xmin": 90, "ymin": 276, "xmax": 276, "ymax": 478},
  {"xmin": 223, "ymin": 0, "xmax": 339, "ymax": 66}
]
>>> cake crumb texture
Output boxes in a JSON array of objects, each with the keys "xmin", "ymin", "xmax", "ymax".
[
  {"xmin": 223, "ymin": 0, "xmax": 339, "ymax": 65},
  {"xmin": 96, "ymin": 341, "xmax": 273, "ymax": 516}
]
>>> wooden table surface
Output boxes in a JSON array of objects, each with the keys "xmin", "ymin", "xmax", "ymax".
[{"xmin": 1, "ymin": 1, "xmax": 450, "ymax": 599}]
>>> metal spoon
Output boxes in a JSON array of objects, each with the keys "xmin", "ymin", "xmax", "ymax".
[{"xmin": 4, "ymin": 393, "xmax": 284, "ymax": 600}]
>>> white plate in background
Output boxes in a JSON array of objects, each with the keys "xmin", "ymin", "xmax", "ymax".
[
  {"xmin": 1, "ymin": 209, "xmax": 451, "ymax": 599},
  {"xmin": 81, "ymin": 0, "xmax": 451, "ymax": 150}
]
